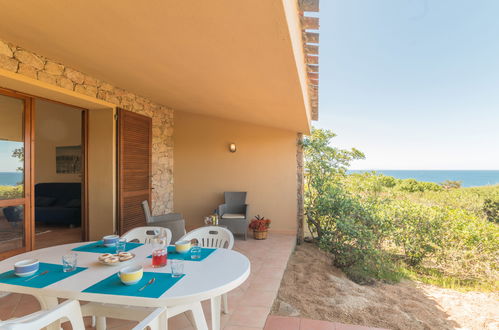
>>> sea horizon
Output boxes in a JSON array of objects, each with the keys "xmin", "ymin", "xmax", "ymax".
[{"xmin": 348, "ymin": 169, "xmax": 499, "ymax": 188}]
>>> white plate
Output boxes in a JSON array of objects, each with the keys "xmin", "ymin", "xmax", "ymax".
[{"xmin": 98, "ymin": 254, "xmax": 135, "ymax": 266}]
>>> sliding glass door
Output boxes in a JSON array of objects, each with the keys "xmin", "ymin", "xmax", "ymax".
[{"xmin": 0, "ymin": 90, "xmax": 33, "ymax": 259}]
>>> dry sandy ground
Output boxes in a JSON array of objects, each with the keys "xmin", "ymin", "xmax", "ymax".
[{"xmin": 271, "ymin": 243, "xmax": 499, "ymax": 330}]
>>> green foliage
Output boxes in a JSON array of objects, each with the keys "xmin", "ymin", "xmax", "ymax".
[
  {"xmin": 302, "ymin": 128, "xmax": 365, "ymax": 238},
  {"xmin": 303, "ymin": 127, "xmax": 499, "ymax": 290},
  {"xmin": 12, "ymin": 147, "xmax": 24, "ymax": 173},
  {"xmin": 383, "ymin": 200, "xmax": 445, "ymax": 265},
  {"xmin": 0, "ymin": 185, "xmax": 23, "ymax": 199},
  {"xmin": 441, "ymin": 180, "xmax": 462, "ymax": 189},
  {"xmin": 398, "ymin": 178, "xmax": 442, "ymax": 192},
  {"xmin": 483, "ymin": 198, "xmax": 499, "ymax": 223}
]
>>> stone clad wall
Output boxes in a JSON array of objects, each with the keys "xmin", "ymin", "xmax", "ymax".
[{"xmin": 0, "ymin": 39, "xmax": 174, "ymax": 215}]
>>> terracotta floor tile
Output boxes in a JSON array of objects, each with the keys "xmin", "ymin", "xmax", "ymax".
[
  {"xmin": 227, "ymin": 306, "xmax": 270, "ymax": 328},
  {"xmin": 258, "ymin": 267, "xmax": 285, "ymax": 278},
  {"xmin": 106, "ymin": 318, "xmax": 137, "ymax": 329},
  {"xmin": 334, "ymin": 322, "xmax": 372, "ymax": 330},
  {"xmin": 224, "ymin": 326, "xmax": 263, "ymax": 330},
  {"xmin": 264, "ymin": 315, "xmax": 300, "ymax": 330},
  {"xmin": 168, "ymin": 313, "xmax": 192, "ymax": 329},
  {"xmin": 11, "ymin": 294, "xmax": 40, "ymax": 318},
  {"xmin": 0, "ymin": 293, "xmax": 21, "ymax": 320},
  {"xmin": 300, "ymin": 318, "xmax": 336, "ymax": 330},
  {"xmin": 241, "ymin": 290, "xmax": 277, "ymax": 308},
  {"xmin": 247, "ymin": 280, "xmax": 279, "ymax": 294}
]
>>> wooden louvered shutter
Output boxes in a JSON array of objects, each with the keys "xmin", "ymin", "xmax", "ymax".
[{"xmin": 117, "ymin": 108, "xmax": 152, "ymax": 234}]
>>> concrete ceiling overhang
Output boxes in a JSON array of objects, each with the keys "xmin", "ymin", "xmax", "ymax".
[{"xmin": 0, "ymin": 0, "xmax": 311, "ymax": 133}]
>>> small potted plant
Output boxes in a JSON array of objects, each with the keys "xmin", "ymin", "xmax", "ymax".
[{"xmin": 248, "ymin": 215, "xmax": 271, "ymax": 240}]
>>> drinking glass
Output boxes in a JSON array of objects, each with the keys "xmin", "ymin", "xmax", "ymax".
[
  {"xmin": 191, "ymin": 246, "xmax": 202, "ymax": 260},
  {"xmin": 171, "ymin": 260, "xmax": 184, "ymax": 278},
  {"xmin": 62, "ymin": 253, "xmax": 77, "ymax": 272},
  {"xmin": 152, "ymin": 248, "xmax": 168, "ymax": 268},
  {"xmin": 116, "ymin": 238, "xmax": 127, "ymax": 254}
]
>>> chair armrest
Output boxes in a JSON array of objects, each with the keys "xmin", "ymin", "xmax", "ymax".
[
  {"xmin": 218, "ymin": 204, "xmax": 227, "ymax": 216},
  {"xmin": 244, "ymin": 204, "xmax": 249, "ymax": 219}
]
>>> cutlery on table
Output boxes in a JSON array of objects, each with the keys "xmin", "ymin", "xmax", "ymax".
[
  {"xmin": 138, "ymin": 277, "xmax": 155, "ymax": 291},
  {"xmin": 24, "ymin": 270, "xmax": 49, "ymax": 282}
]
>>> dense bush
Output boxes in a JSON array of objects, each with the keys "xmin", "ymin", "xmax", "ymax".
[
  {"xmin": 483, "ymin": 198, "xmax": 499, "ymax": 223},
  {"xmin": 0, "ymin": 185, "xmax": 23, "ymax": 199},
  {"xmin": 398, "ymin": 178, "xmax": 443, "ymax": 192},
  {"xmin": 303, "ymin": 128, "xmax": 499, "ymax": 290}
]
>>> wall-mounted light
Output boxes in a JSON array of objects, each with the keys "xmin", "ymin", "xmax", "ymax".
[{"xmin": 229, "ymin": 143, "xmax": 237, "ymax": 153}]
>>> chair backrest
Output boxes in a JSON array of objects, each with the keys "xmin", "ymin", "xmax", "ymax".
[
  {"xmin": 141, "ymin": 200, "xmax": 153, "ymax": 224},
  {"xmin": 0, "ymin": 299, "xmax": 84, "ymax": 330},
  {"xmin": 225, "ymin": 192, "xmax": 246, "ymax": 206},
  {"xmin": 224, "ymin": 192, "xmax": 247, "ymax": 214},
  {"xmin": 132, "ymin": 307, "xmax": 167, "ymax": 330},
  {"xmin": 180, "ymin": 226, "xmax": 234, "ymax": 249},
  {"xmin": 121, "ymin": 226, "xmax": 172, "ymax": 245}
]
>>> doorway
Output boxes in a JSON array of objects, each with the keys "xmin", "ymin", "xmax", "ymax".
[
  {"xmin": 0, "ymin": 90, "xmax": 33, "ymax": 259},
  {"xmin": 0, "ymin": 88, "xmax": 88, "ymax": 258},
  {"xmin": 33, "ymin": 99, "xmax": 86, "ymax": 249}
]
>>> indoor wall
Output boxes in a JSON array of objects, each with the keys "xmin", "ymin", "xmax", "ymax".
[
  {"xmin": 174, "ymin": 111, "xmax": 298, "ymax": 234},
  {"xmin": 35, "ymin": 99, "xmax": 82, "ymax": 184}
]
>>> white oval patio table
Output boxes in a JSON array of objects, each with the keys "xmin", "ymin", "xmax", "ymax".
[{"xmin": 0, "ymin": 242, "xmax": 251, "ymax": 330}]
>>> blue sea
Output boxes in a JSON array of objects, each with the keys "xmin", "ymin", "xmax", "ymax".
[
  {"xmin": 0, "ymin": 172, "xmax": 24, "ymax": 186},
  {"xmin": 348, "ymin": 170, "xmax": 499, "ymax": 188}
]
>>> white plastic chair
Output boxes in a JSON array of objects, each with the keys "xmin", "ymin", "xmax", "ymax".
[
  {"xmin": 179, "ymin": 226, "xmax": 234, "ymax": 320},
  {"xmin": 0, "ymin": 299, "xmax": 85, "ymax": 330},
  {"xmin": 122, "ymin": 226, "xmax": 172, "ymax": 245},
  {"xmin": 179, "ymin": 226, "xmax": 234, "ymax": 249}
]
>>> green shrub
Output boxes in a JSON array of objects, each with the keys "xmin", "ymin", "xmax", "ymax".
[
  {"xmin": 303, "ymin": 128, "xmax": 499, "ymax": 290},
  {"xmin": 483, "ymin": 198, "xmax": 499, "ymax": 223},
  {"xmin": 0, "ymin": 185, "xmax": 23, "ymax": 199},
  {"xmin": 398, "ymin": 179, "xmax": 442, "ymax": 192},
  {"xmin": 382, "ymin": 200, "xmax": 445, "ymax": 266}
]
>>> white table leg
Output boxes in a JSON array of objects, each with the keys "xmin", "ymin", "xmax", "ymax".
[
  {"xmin": 222, "ymin": 293, "xmax": 229, "ymax": 314},
  {"xmin": 210, "ymin": 295, "xmax": 222, "ymax": 330},
  {"xmin": 158, "ymin": 308, "xmax": 168, "ymax": 330},
  {"xmin": 188, "ymin": 302, "xmax": 208, "ymax": 330}
]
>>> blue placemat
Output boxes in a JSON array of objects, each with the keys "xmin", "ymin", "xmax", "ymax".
[
  {"xmin": 82, "ymin": 271, "xmax": 184, "ymax": 298},
  {"xmin": 72, "ymin": 241, "xmax": 143, "ymax": 254},
  {"xmin": 147, "ymin": 246, "xmax": 216, "ymax": 261},
  {"xmin": 0, "ymin": 262, "xmax": 87, "ymax": 288}
]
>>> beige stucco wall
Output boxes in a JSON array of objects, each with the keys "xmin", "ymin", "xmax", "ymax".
[
  {"xmin": 35, "ymin": 99, "xmax": 82, "ymax": 184},
  {"xmin": 0, "ymin": 95, "xmax": 23, "ymax": 142},
  {"xmin": 174, "ymin": 111, "xmax": 298, "ymax": 234},
  {"xmin": 88, "ymin": 108, "xmax": 116, "ymax": 239}
]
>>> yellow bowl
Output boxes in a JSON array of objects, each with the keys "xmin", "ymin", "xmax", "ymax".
[
  {"xmin": 175, "ymin": 240, "xmax": 192, "ymax": 254},
  {"xmin": 118, "ymin": 265, "xmax": 143, "ymax": 285}
]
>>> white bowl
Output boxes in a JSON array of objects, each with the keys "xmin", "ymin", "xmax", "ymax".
[{"xmin": 14, "ymin": 259, "xmax": 39, "ymax": 277}]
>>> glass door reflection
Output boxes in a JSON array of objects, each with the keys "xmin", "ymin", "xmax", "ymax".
[{"xmin": 0, "ymin": 91, "xmax": 32, "ymax": 257}]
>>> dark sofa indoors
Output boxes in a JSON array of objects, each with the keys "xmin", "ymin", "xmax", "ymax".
[{"xmin": 34, "ymin": 182, "xmax": 81, "ymax": 227}]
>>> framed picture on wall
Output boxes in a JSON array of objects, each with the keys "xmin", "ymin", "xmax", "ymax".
[{"xmin": 56, "ymin": 145, "xmax": 81, "ymax": 174}]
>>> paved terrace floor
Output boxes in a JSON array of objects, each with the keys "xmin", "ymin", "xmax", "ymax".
[{"xmin": 0, "ymin": 233, "xmax": 381, "ymax": 329}]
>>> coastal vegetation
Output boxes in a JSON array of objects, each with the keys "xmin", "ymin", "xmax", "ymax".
[
  {"xmin": 303, "ymin": 128, "xmax": 499, "ymax": 291},
  {"xmin": 0, "ymin": 185, "xmax": 23, "ymax": 200}
]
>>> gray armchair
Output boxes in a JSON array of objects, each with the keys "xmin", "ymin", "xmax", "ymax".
[
  {"xmin": 141, "ymin": 201, "xmax": 186, "ymax": 242},
  {"xmin": 217, "ymin": 192, "xmax": 249, "ymax": 240}
]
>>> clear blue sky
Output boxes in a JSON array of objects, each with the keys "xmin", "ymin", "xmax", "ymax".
[
  {"xmin": 0, "ymin": 141, "xmax": 23, "ymax": 172},
  {"xmin": 315, "ymin": 0, "xmax": 499, "ymax": 170}
]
